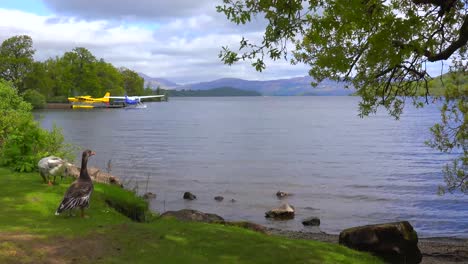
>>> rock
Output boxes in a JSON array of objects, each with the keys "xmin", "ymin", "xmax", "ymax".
[
  {"xmin": 214, "ymin": 196, "xmax": 224, "ymax": 202},
  {"xmin": 302, "ymin": 217, "xmax": 320, "ymax": 226},
  {"xmin": 339, "ymin": 221, "xmax": 422, "ymax": 264},
  {"xmin": 265, "ymin": 203, "xmax": 295, "ymax": 220},
  {"xmin": 67, "ymin": 165, "xmax": 123, "ymax": 186},
  {"xmin": 226, "ymin": 221, "xmax": 268, "ymax": 234},
  {"xmin": 183, "ymin": 192, "xmax": 197, "ymax": 200},
  {"xmin": 161, "ymin": 209, "xmax": 224, "ymax": 223},
  {"xmin": 143, "ymin": 192, "xmax": 157, "ymax": 199},
  {"xmin": 230, "ymin": 199, "xmax": 236, "ymax": 203},
  {"xmin": 276, "ymin": 191, "xmax": 291, "ymax": 198}
]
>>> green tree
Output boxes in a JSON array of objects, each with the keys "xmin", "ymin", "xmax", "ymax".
[
  {"xmin": 218, "ymin": 0, "xmax": 467, "ymax": 193},
  {"xmin": 0, "ymin": 80, "xmax": 72, "ymax": 172},
  {"xmin": 61, "ymin": 47, "xmax": 99, "ymax": 96},
  {"xmin": 0, "ymin": 35, "xmax": 35, "ymax": 92},
  {"xmin": 22, "ymin": 89, "xmax": 46, "ymax": 109},
  {"xmin": 23, "ymin": 61, "xmax": 54, "ymax": 97},
  {"xmin": 95, "ymin": 59, "xmax": 125, "ymax": 96},
  {"xmin": 120, "ymin": 67, "xmax": 144, "ymax": 95}
]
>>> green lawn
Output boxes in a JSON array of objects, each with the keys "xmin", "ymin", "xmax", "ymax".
[{"xmin": 0, "ymin": 168, "xmax": 383, "ymax": 263}]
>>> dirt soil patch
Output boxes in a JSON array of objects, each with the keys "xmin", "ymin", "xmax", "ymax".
[{"xmin": 0, "ymin": 231, "xmax": 116, "ymax": 264}]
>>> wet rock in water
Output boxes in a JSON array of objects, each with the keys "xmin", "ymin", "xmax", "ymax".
[
  {"xmin": 230, "ymin": 199, "xmax": 236, "ymax": 203},
  {"xmin": 161, "ymin": 209, "xmax": 224, "ymax": 223},
  {"xmin": 183, "ymin": 192, "xmax": 197, "ymax": 200},
  {"xmin": 143, "ymin": 192, "xmax": 157, "ymax": 199},
  {"xmin": 339, "ymin": 221, "xmax": 422, "ymax": 264},
  {"xmin": 214, "ymin": 196, "xmax": 224, "ymax": 202},
  {"xmin": 302, "ymin": 217, "xmax": 320, "ymax": 226},
  {"xmin": 265, "ymin": 203, "xmax": 295, "ymax": 220},
  {"xmin": 276, "ymin": 191, "xmax": 291, "ymax": 199}
]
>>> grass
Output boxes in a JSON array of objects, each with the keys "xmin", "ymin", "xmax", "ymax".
[
  {"xmin": 0, "ymin": 167, "xmax": 383, "ymax": 263},
  {"xmin": 99, "ymin": 183, "xmax": 152, "ymax": 222}
]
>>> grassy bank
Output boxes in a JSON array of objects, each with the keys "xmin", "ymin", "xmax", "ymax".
[{"xmin": 0, "ymin": 168, "xmax": 383, "ymax": 263}]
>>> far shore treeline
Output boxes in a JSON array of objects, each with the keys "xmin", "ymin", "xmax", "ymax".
[
  {"xmin": 167, "ymin": 87, "xmax": 261, "ymax": 97},
  {"xmin": 0, "ymin": 35, "xmax": 164, "ymax": 109}
]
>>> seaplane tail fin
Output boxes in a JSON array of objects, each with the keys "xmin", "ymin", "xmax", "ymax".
[{"xmin": 103, "ymin": 92, "xmax": 110, "ymax": 103}]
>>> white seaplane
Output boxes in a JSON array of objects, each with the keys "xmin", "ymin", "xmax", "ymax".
[{"xmin": 106, "ymin": 94, "xmax": 165, "ymax": 108}]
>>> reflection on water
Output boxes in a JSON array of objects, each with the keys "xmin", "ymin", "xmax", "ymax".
[{"xmin": 36, "ymin": 97, "xmax": 467, "ymax": 237}]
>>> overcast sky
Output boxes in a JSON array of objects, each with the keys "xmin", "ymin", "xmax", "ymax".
[{"xmin": 0, "ymin": 0, "xmax": 445, "ymax": 84}]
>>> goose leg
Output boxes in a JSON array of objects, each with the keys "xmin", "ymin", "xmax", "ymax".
[
  {"xmin": 40, "ymin": 172, "xmax": 47, "ymax": 184},
  {"xmin": 81, "ymin": 208, "xmax": 85, "ymax": 218}
]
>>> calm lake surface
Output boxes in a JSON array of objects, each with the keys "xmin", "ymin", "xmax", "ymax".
[{"xmin": 36, "ymin": 97, "xmax": 467, "ymax": 237}]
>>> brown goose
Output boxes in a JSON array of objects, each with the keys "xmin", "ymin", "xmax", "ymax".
[{"xmin": 55, "ymin": 149, "xmax": 95, "ymax": 217}]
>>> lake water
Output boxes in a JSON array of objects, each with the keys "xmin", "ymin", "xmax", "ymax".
[{"xmin": 36, "ymin": 97, "xmax": 468, "ymax": 238}]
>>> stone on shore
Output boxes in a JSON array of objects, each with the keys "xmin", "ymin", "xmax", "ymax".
[
  {"xmin": 302, "ymin": 217, "xmax": 320, "ymax": 226},
  {"xmin": 67, "ymin": 165, "xmax": 122, "ymax": 186},
  {"xmin": 214, "ymin": 196, "xmax": 224, "ymax": 202},
  {"xmin": 183, "ymin": 192, "xmax": 197, "ymax": 200},
  {"xmin": 339, "ymin": 221, "xmax": 422, "ymax": 264},
  {"xmin": 161, "ymin": 209, "xmax": 224, "ymax": 223},
  {"xmin": 265, "ymin": 203, "xmax": 295, "ymax": 220},
  {"xmin": 143, "ymin": 192, "xmax": 157, "ymax": 199}
]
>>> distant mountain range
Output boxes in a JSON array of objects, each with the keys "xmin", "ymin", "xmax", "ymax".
[
  {"xmin": 139, "ymin": 72, "xmax": 179, "ymax": 90},
  {"xmin": 139, "ymin": 73, "xmax": 354, "ymax": 96}
]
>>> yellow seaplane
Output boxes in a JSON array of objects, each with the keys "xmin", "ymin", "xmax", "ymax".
[{"xmin": 68, "ymin": 92, "xmax": 110, "ymax": 109}]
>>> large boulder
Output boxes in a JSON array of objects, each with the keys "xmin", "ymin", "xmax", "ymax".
[
  {"xmin": 161, "ymin": 209, "xmax": 224, "ymax": 223},
  {"xmin": 265, "ymin": 203, "xmax": 295, "ymax": 220},
  {"xmin": 339, "ymin": 221, "xmax": 422, "ymax": 264}
]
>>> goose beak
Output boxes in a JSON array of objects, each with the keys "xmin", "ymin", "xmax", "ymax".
[{"xmin": 90, "ymin": 151, "xmax": 96, "ymax": 156}]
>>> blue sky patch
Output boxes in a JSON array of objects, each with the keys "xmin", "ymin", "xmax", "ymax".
[{"xmin": 0, "ymin": 0, "xmax": 51, "ymax": 15}]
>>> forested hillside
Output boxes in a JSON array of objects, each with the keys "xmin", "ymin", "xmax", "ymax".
[
  {"xmin": 168, "ymin": 87, "xmax": 261, "ymax": 97},
  {"xmin": 426, "ymin": 72, "xmax": 467, "ymax": 96}
]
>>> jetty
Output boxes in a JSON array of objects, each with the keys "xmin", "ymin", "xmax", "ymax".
[{"xmin": 46, "ymin": 103, "xmax": 126, "ymax": 109}]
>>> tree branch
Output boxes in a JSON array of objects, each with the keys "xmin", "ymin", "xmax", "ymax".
[
  {"xmin": 412, "ymin": 0, "xmax": 458, "ymax": 16},
  {"xmin": 426, "ymin": 15, "xmax": 468, "ymax": 61}
]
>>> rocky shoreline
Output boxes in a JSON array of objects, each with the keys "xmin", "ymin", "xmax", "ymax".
[
  {"xmin": 267, "ymin": 228, "xmax": 468, "ymax": 264},
  {"xmin": 75, "ymin": 172, "xmax": 466, "ymax": 264}
]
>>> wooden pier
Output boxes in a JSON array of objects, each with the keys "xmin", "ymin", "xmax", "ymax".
[{"xmin": 46, "ymin": 103, "xmax": 126, "ymax": 109}]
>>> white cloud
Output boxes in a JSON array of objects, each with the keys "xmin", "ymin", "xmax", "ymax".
[
  {"xmin": 42, "ymin": 0, "xmax": 218, "ymax": 21},
  {"xmin": 0, "ymin": 7, "xmax": 309, "ymax": 84}
]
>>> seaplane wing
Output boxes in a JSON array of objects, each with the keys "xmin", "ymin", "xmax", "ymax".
[
  {"xmin": 136, "ymin": 95, "xmax": 165, "ymax": 99},
  {"xmin": 106, "ymin": 95, "xmax": 164, "ymax": 99}
]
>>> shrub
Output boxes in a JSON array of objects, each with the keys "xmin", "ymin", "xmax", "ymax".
[
  {"xmin": 23, "ymin": 89, "xmax": 46, "ymax": 109},
  {"xmin": 0, "ymin": 80, "xmax": 73, "ymax": 172}
]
